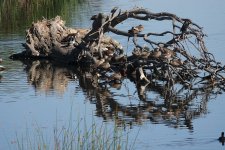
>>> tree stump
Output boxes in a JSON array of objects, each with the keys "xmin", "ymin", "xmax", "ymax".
[{"xmin": 10, "ymin": 8, "xmax": 225, "ymax": 91}]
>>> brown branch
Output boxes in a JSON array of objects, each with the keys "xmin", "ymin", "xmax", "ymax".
[{"xmin": 11, "ymin": 8, "xmax": 225, "ymax": 97}]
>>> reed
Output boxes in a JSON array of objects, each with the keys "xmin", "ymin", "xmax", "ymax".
[
  {"xmin": 14, "ymin": 114, "xmax": 135, "ymax": 150},
  {"xmin": 0, "ymin": 0, "xmax": 81, "ymax": 34}
]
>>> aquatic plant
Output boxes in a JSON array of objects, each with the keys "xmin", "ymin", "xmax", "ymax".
[{"xmin": 15, "ymin": 116, "xmax": 135, "ymax": 150}]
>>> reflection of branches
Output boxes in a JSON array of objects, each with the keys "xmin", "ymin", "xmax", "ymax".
[
  {"xmin": 11, "ymin": 7, "xmax": 225, "ymax": 130},
  {"xmin": 24, "ymin": 60, "xmax": 71, "ymax": 94},
  {"xmin": 22, "ymin": 60, "xmax": 223, "ymax": 130}
]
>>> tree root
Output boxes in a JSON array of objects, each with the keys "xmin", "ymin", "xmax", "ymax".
[{"xmin": 10, "ymin": 7, "xmax": 225, "ymax": 96}]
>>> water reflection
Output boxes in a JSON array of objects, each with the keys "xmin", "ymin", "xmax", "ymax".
[
  {"xmin": 23, "ymin": 60, "xmax": 73, "ymax": 94},
  {"xmin": 22, "ymin": 60, "xmax": 223, "ymax": 130}
]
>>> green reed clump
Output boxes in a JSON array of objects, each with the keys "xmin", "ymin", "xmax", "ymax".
[
  {"xmin": 0, "ymin": 0, "xmax": 82, "ymax": 34},
  {"xmin": 15, "ymin": 117, "xmax": 135, "ymax": 150}
]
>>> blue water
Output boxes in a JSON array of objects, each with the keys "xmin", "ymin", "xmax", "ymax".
[{"xmin": 1, "ymin": 0, "xmax": 225, "ymax": 149}]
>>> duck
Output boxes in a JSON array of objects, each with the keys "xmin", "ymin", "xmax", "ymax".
[
  {"xmin": 151, "ymin": 48, "xmax": 161, "ymax": 59},
  {"xmin": 141, "ymin": 50, "xmax": 151, "ymax": 59},
  {"xmin": 134, "ymin": 24, "xmax": 144, "ymax": 32},
  {"xmin": 110, "ymin": 82, "xmax": 122, "ymax": 89},
  {"xmin": 61, "ymin": 33, "xmax": 76, "ymax": 47},
  {"xmin": 180, "ymin": 19, "xmax": 192, "ymax": 34},
  {"xmin": 160, "ymin": 47, "xmax": 176, "ymax": 60},
  {"xmin": 180, "ymin": 19, "xmax": 192, "ymax": 39},
  {"xmin": 104, "ymin": 48, "xmax": 114, "ymax": 57},
  {"xmin": 99, "ymin": 62, "xmax": 111, "ymax": 70},
  {"xmin": 161, "ymin": 51, "xmax": 171, "ymax": 60},
  {"xmin": 68, "ymin": 35, "xmax": 76, "ymax": 46},
  {"xmin": 93, "ymin": 58, "xmax": 105, "ymax": 68},
  {"xmin": 132, "ymin": 47, "xmax": 142, "ymax": 57},
  {"xmin": 109, "ymin": 72, "xmax": 122, "ymax": 81},
  {"xmin": 91, "ymin": 13, "xmax": 106, "ymax": 30},
  {"xmin": 128, "ymin": 24, "xmax": 144, "ymax": 35},
  {"xmin": 0, "ymin": 65, "xmax": 6, "ymax": 71},
  {"xmin": 111, "ymin": 7, "xmax": 118, "ymax": 14},
  {"xmin": 170, "ymin": 58, "xmax": 183, "ymax": 67},
  {"xmin": 112, "ymin": 54, "xmax": 126, "ymax": 62},
  {"xmin": 218, "ymin": 132, "xmax": 225, "ymax": 143}
]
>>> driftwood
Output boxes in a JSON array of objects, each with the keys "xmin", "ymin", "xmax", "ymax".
[
  {"xmin": 10, "ymin": 7, "xmax": 225, "ymax": 95},
  {"xmin": 8, "ymin": 7, "xmax": 225, "ymax": 128}
]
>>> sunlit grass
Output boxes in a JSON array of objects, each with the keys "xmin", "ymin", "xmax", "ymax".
[
  {"xmin": 0, "ymin": 0, "xmax": 83, "ymax": 34},
  {"xmin": 14, "ymin": 116, "xmax": 136, "ymax": 150}
]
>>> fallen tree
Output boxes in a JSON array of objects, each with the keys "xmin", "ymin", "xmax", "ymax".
[{"xmin": 10, "ymin": 7, "xmax": 225, "ymax": 91}]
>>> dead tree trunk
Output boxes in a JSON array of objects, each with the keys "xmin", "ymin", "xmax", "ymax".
[{"xmin": 10, "ymin": 8, "xmax": 225, "ymax": 90}]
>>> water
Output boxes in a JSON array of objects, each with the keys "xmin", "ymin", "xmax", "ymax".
[{"xmin": 1, "ymin": 0, "xmax": 225, "ymax": 149}]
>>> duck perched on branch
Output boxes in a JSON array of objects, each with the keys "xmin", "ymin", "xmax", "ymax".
[{"xmin": 9, "ymin": 8, "xmax": 225, "ymax": 93}]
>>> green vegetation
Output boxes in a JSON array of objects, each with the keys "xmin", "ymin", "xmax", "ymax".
[
  {"xmin": 0, "ymin": 0, "xmax": 84, "ymax": 34},
  {"xmin": 15, "ymin": 118, "xmax": 135, "ymax": 150}
]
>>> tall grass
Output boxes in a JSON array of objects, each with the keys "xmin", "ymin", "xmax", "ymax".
[
  {"xmin": 0, "ymin": 0, "xmax": 83, "ymax": 34},
  {"xmin": 14, "ymin": 116, "xmax": 136, "ymax": 150}
]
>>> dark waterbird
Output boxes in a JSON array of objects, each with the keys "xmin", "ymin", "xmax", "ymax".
[
  {"xmin": 180, "ymin": 19, "xmax": 191, "ymax": 34},
  {"xmin": 111, "ymin": 7, "xmax": 118, "ymax": 14},
  {"xmin": 218, "ymin": 132, "xmax": 225, "ymax": 145}
]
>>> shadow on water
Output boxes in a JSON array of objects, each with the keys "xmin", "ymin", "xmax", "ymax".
[{"xmin": 20, "ymin": 60, "xmax": 224, "ymax": 131}]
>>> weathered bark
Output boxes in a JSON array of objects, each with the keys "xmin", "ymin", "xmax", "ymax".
[
  {"xmin": 9, "ymin": 8, "xmax": 225, "ymax": 91},
  {"xmin": 8, "ymin": 8, "xmax": 225, "ymax": 128},
  {"xmin": 10, "ymin": 16, "xmax": 122, "ymax": 64}
]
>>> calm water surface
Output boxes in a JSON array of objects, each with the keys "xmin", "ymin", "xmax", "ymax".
[{"xmin": 0, "ymin": 0, "xmax": 225, "ymax": 149}]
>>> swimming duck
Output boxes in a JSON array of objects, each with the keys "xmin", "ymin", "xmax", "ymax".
[
  {"xmin": 218, "ymin": 132, "xmax": 225, "ymax": 143},
  {"xmin": 0, "ymin": 65, "xmax": 6, "ymax": 71}
]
